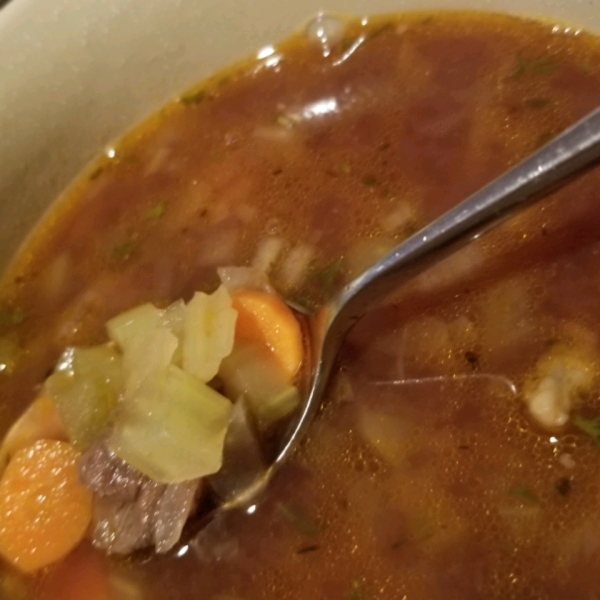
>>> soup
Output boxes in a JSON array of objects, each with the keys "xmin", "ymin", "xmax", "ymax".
[{"xmin": 1, "ymin": 9, "xmax": 600, "ymax": 599}]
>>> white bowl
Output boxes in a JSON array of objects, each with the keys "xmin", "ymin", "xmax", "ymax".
[{"xmin": 0, "ymin": 0, "xmax": 598, "ymax": 272}]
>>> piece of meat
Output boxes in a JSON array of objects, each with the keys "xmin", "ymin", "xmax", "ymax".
[{"xmin": 79, "ymin": 439, "xmax": 202, "ymax": 555}]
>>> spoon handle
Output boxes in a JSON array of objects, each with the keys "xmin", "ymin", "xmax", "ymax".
[{"xmin": 336, "ymin": 105, "xmax": 600, "ymax": 325}]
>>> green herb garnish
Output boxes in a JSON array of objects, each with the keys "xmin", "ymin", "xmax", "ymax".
[
  {"xmin": 0, "ymin": 307, "xmax": 25, "ymax": 327},
  {"xmin": 111, "ymin": 241, "xmax": 136, "ymax": 261},
  {"xmin": 510, "ymin": 484, "xmax": 539, "ymax": 503},
  {"xmin": 525, "ymin": 98, "xmax": 552, "ymax": 109},
  {"xmin": 180, "ymin": 90, "xmax": 207, "ymax": 106},
  {"xmin": 573, "ymin": 414, "xmax": 600, "ymax": 443},
  {"xmin": 313, "ymin": 258, "xmax": 344, "ymax": 292},
  {"xmin": 276, "ymin": 503, "xmax": 321, "ymax": 537},
  {"xmin": 511, "ymin": 54, "xmax": 558, "ymax": 79},
  {"xmin": 89, "ymin": 166, "xmax": 105, "ymax": 181},
  {"xmin": 361, "ymin": 175, "xmax": 379, "ymax": 187},
  {"xmin": 148, "ymin": 202, "xmax": 166, "ymax": 220}
]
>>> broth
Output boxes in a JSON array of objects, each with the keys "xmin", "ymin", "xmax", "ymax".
[{"xmin": 1, "ymin": 10, "xmax": 600, "ymax": 600}]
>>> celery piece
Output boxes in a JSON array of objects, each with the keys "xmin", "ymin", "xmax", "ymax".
[
  {"xmin": 107, "ymin": 303, "xmax": 163, "ymax": 352},
  {"xmin": 110, "ymin": 365, "xmax": 232, "ymax": 483},
  {"xmin": 219, "ymin": 342, "xmax": 300, "ymax": 428},
  {"xmin": 183, "ymin": 285, "xmax": 237, "ymax": 382},
  {"xmin": 45, "ymin": 344, "xmax": 123, "ymax": 450}
]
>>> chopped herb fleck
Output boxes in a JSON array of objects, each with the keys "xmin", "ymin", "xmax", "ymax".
[
  {"xmin": 148, "ymin": 202, "xmax": 166, "ymax": 220},
  {"xmin": 555, "ymin": 477, "xmax": 572, "ymax": 497},
  {"xmin": 362, "ymin": 175, "xmax": 379, "ymax": 187},
  {"xmin": 369, "ymin": 21, "xmax": 395, "ymax": 39},
  {"xmin": 0, "ymin": 307, "xmax": 25, "ymax": 327},
  {"xmin": 525, "ymin": 98, "xmax": 552, "ymax": 109},
  {"xmin": 510, "ymin": 484, "xmax": 539, "ymax": 503},
  {"xmin": 180, "ymin": 90, "xmax": 207, "ymax": 106},
  {"xmin": 573, "ymin": 414, "xmax": 600, "ymax": 443},
  {"xmin": 340, "ymin": 163, "xmax": 352, "ymax": 174},
  {"xmin": 276, "ymin": 503, "xmax": 321, "ymax": 537},
  {"xmin": 296, "ymin": 544, "xmax": 320, "ymax": 554},
  {"xmin": 89, "ymin": 166, "xmax": 105, "ymax": 181},
  {"xmin": 111, "ymin": 241, "xmax": 136, "ymax": 261},
  {"xmin": 511, "ymin": 54, "xmax": 559, "ymax": 79}
]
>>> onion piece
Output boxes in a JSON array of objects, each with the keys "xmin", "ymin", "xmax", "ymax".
[
  {"xmin": 252, "ymin": 237, "xmax": 284, "ymax": 273},
  {"xmin": 217, "ymin": 266, "xmax": 274, "ymax": 293},
  {"xmin": 219, "ymin": 342, "xmax": 299, "ymax": 429},
  {"xmin": 183, "ymin": 285, "xmax": 237, "ymax": 383},
  {"xmin": 278, "ymin": 244, "xmax": 315, "ymax": 290},
  {"xmin": 207, "ymin": 398, "xmax": 266, "ymax": 502},
  {"xmin": 355, "ymin": 405, "xmax": 409, "ymax": 467}
]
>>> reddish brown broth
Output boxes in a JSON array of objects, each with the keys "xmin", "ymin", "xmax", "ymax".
[{"xmin": 1, "ymin": 10, "xmax": 600, "ymax": 600}]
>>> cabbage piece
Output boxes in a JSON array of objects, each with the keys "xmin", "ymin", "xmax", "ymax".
[
  {"xmin": 183, "ymin": 285, "xmax": 237, "ymax": 382},
  {"xmin": 109, "ymin": 365, "xmax": 232, "ymax": 483},
  {"xmin": 160, "ymin": 300, "xmax": 186, "ymax": 366},
  {"xmin": 106, "ymin": 303, "xmax": 163, "ymax": 353},
  {"xmin": 122, "ymin": 327, "xmax": 178, "ymax": 397},
  {"xmin": 219, "ymin": 342, "xmax": 299, "ymax": 428},
  {"xmin": 44, "ymin": 345, "xmax": 123, "ymax": 450}
]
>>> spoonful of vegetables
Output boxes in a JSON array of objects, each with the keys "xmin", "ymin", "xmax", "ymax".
[{"xmin": 0, "ymin": 107, "xmax": 598, "ymax": 571}]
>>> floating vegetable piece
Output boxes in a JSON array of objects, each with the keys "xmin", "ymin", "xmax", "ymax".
[
  {"xmin": 106, "ymin": 303, "xmax": 163, "ymax": 352},
  {"xmin": 122, "ymin": 326, "xmax": 178, "ymax": 397},
  {"xmin": 109, "ymin": 365, "xmax": 232, "ymax": 483},
  {"xmin": 207, "ymin": 398, "xmax": 266, "ymax": 502},
  {"xmin": 230, "ymin": 288, "xmax": 303, "ymax": 379},
  {"xmin": 219, "ymin": 342, "xmax": 299, "ymax": 428},
  {"xmin": 45, "ymin": 345, "xmax": 124, "ymax": 450},
  {"xmin": 0, "ymin": 440, "xmax": 92, "ymax": 573},
  {"xmin": 523, "ymin": 342, "xmax": 597, "ymax": 430},
  {"xmin": 217, "ymin": 266, "xmax": 274, "ymax": 293},
  {"xmin": 183, "ymin": 285, "xmax": 237, "ymax": 382},
  {"xmin": 0, "ymin": 397, "xmax": 67, "ymax": 469}
]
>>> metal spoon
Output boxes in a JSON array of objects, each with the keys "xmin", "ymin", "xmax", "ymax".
[{"xmin": 184, "ymin": 106, "xmax": 600, "ymax": 547}]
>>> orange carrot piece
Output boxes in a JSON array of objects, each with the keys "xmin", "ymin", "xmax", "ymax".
[
  {"xmin": 0, "ymin": 397, "xmax": 67, "ymax": 469},
  {"xmin": 38, "ymin": 543, "xmax": 109, "ymax": 600},
  {"xmin": 231, "ymin": 288, "xmax": 303, "ymax": 379},
  {"xmin": 0, "ymin": 440, "xmax": 92, "ymax": 573}
]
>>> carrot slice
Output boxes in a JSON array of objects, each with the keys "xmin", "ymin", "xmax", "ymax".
[
  {"xmin": 231, "ymin": 288, "xmax": 303, "ymax": 379},
  {"xmin": 0, "ymin": 397, "xmax": 67, "ymax": 469},
  {"xmin": 0, "ymin": 440, "xmax": 92, "ymax": 573},
  {"xmin": 38, "ymin": 543, "xmax": 109, "ymax": 600}
]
